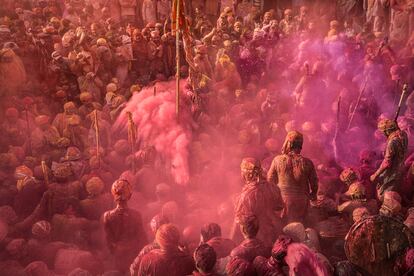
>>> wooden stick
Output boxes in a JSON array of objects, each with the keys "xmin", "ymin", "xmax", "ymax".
[
  {"xmin": 41, "ymin": 161, "xmax": 49, "ymax": 186},
  {"xmin": 175, "ymin": 0, "xmax": 180, "ymax": 119},
  {"xmin": 347, "ymin": 77, "xmax": 369, "ymax": 130},
  {"xmin": 386, "ymin": 242, "xmax": 391, "ymax": 259},
  {"xmin": 394, "ymin": 83, "xmax": 408, "ymax": 122},
  {"xmin": 127, "ymin": 111, "xmax": 136, "ymax": 173},
  {"xmin": 94, "ymin": 110, "xmax": 100, "ymax": 169}
]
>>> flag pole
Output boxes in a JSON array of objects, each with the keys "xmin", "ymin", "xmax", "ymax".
[
  {"xmin": 175, "ymin": 0, "xmax": 180, "ymax": 119},
  {"xmin": 94, "ymin": 110, "xmax": 100, "ymax": 169}
]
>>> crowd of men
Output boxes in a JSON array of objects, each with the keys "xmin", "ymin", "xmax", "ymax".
[{"xmin": 1, "ymin": 0, "xmax": 414, "ymax": 275}]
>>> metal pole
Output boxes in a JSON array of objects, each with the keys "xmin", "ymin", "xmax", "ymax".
[{"xmin": 175, "ymin": 0, "xmax": 180, "ymax": 119}]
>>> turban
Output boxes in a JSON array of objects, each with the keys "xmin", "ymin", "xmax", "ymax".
[
  {"xmin": 15, "ymin": 165, "xmax": 33, "ymax": 180},
  {"xmin": 5, "ymin": 107, "xmax": 18, "ymax": 118},
  {"xmin": 219, "ymin": 54, "xmax": 231, "ymax": 66},
  {"xmin": 271, "ymin": 235, "xmax": 293, "ymax": 261},
  {"xmin": 339, "ymin": 168, "xmax": 358, "ymax": 185},
  {"xmin": 63, "ymin": 101, "xmax": 76, "ymax": 112},
  {"xmin": 80, "ymin": 92, "xmax": 92, "ymax": 102},
  {"xmin": 281, "ymin": 131, "xmax": 304, "ymax": 154},
  {"xmin": 378, "ymin": 118, "xmax": 398, "ymax": 133},
  {"xmin": 35, "ymin": 115, "xmax": 50, "ymax": 126},
  {"xmin": 150, "ymin": 214, "xmax": 170, "ymax": 233},
  {"xmin": 240, "ymin": 157, "xmax": 262, "ymax": 182},
  {"xmin": 111, "ymin": 179, "xmax": 132, "ymax": 202},
  {"xmin": 345, "ymin": 182, "xmax": 366, "ymax": 199},
  {"xmin": 51, "ymin": 162, "xmax": 73, "ymax": 179},
  {"xmin": 32, "ymin": 220, "xmax": 51, "ymax": 239},
  {"xmin": 65, "ymin": 146, "xmax": 81, "ymax": 161},
  {"xmin": 86, "ymin": 177, "xmax": 104, "ymax": 196}
]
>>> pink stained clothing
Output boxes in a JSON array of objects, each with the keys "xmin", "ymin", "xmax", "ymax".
[
  {"xmin": 233, "ymin": 180, "xmax": 283, "ymax": 246},
  {"xmin": 137, "ymin": 248, "xmax": 195, "ymax": 276},
  {"xmin": 103, "ymin": 206, "xmax": 148, "ymax": 271},
  {"xmin": 206, "ymin": 236, "xmax": 237, "ymax": 258},
  {"xmin": 230, "ymin": 238, "xmax": 271, "ymax": 262}
]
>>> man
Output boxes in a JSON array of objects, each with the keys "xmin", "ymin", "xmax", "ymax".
[
  {"xmin": 52, "ymin": 101, "xmax": 78, "ymax": 136},
  {"xmin": 293, "ymin": 61, "xmax": 328, "ymax": 120},
  {"xmin": 62, "ymin": 115, "xmax": 88, "ymax": 151},
  {"xmin": 119, "ymin": 0, "xmax": 138, "ymax": 24},
  {"xmin": 370, "ymin": 118, "xmax": 408, "ymax": 200},
  {"xmin": 390, "ymin": 0, "xmax": 410, "ymax": 44},
  {"xmin": 279, "ymin": 9, "xmax": 297, "ymax": 36},
  {"xmin": 15, "ymin": 162, "xmax": 82, "ymax": 230},
  {"xmin": 115, "ymin": 35, "xmax": 133, "ymax": 87},
  {"xmin": 78, "ymin": 92, "xmax": 99, "ymax": 118},
  {"xmin": 13, "ymin": 165, "xmax": 46, "ymax": 218},
  {"xmin": 232, "ymin": 158, "xmax": 283, "ymax": 246},
  {"xmin": 137, "ymin": 223, "xmax": 195, "ymax": 275},
  {"xmin": 77, "ymin": 72, "xmax": 104, "ymax": 103},
  {"xmin": 157, "ymin": 0, "xmax": 171, "ymax": 22},
  {"xmin": 142, "ymin": 0, "xmax": 157, "ymax": 26},
  {"xmin": 103, "ymin": 179, "xmax": 147, "ymax": 273},
  {"xmin": 199, "ymin": 223, "xmax": 236, "ymax": 274},
  {"xmin": 79, "ymin": 176, "xmax": 112, "ymax": 221},
  {"xmin": 2, "ymin": 107, "xmax": 26, "ymax": 147},
  {"xmin": 31, "ymin": 115, "xmax": 70, "ymax": 160},
  {"xmin": 205, "ymin": 0, "xmax": 220, "ymax": 23},
  {"xmin": 295, "ymin": 6, "xmax": 310, "ymax": 31},
  {"xmin": 267, "ymin": 131, "xmax": 318, "ymax": 223},
  {"xmin": 230, "ymin": 214, "xmax": 270, "ymax": 262},
  {"xmin": 147, "ymin": 30, "xmax": 164, "ymax": 78},
  {"xmin": 192, "ymin": 244, "xmax": 219, "ymax": 276},
  {"xmin": 379, "ymin": 191, "xmax": 403, "ymax": 219},
  {"xmin": 356, "ymin": 150, "xmax": 378, "ymax": 199},
  {"xmin": 236, "ymin": 0, "xmax": 252, "ymax": 19},
  {"xmin": 201, "ymin": 223, "xmax": 236, "ymax": 259},
  {"xmin": 338, "ymin": 168, "xmax": 378, "ymax": 219},
  {"xmin": 130, "ymin": 214, "xmax": 170, "ymax": 276},
  {"xmin": 366, "ymin": 0, "xmax": 387, "ymax": 32},
  {"xmin": 93, "ymin": 38, "xmax": 113, "ymax": 84},
  {"xmin": 132, "ymin": 28, "xmax": 149, "ymax": 78},
  {"xmin": 253, "ymin": 235, "xmax": 293, "ymax": 276}
]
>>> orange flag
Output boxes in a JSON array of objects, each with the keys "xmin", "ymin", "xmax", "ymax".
[{"xmin": 171, "ymin": 0, "xmax": 188, "ymax": 34}]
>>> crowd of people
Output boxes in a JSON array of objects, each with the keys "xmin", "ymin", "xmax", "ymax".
[{"xmin": 1, "ymin": 0, "xmax": 414, "ymax": 275}]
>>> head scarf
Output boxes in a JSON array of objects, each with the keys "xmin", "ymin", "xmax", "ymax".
[{"xmin": 281, "ymin": 131, "xmax": 304, "ymax": 154}]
